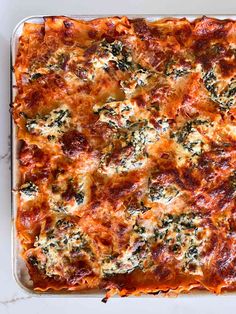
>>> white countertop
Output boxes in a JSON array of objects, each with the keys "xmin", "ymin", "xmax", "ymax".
[{"xmin": 0, "ymin": 0, "xmax": 236, "ymax": 313}]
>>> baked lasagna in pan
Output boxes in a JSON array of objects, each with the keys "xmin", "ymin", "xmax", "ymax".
[{"xmin": 13, "ymin": 15, "xmax": 236, "ymax": 299}]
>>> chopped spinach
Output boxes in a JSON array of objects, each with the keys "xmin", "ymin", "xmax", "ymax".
[
  {"xmin": 46, "ymin": 229, "xmax": 55, "ymax": 240},
  {"xmin": 20, "ymin": 181, "xmax": 38, "ymax": 197},
  {"xmin": 51, "ymin": 204, "xmax": 67, "ymax": 213},
  {"xmin": 174, "ymin": 120, "xmax": 208, "ymax": 144},
  {"xmin": 203, "ymin": 69, "xmax": 236, "ymax": 111},
  {"xmin": 117, "ymin": 58, "xmax": 132, "ymax": 71},
  {"xmin": 34, "ymin": 224, "xmax": 93, "ymax": 278},
  {"xmin": 203, "ymin": 70, "xmax": 218, "ymax": 97},
  {"xmin": 99, "ymin": 40, "xmax": 132, "ymax": 72},
  {"xmin": 153, "ymin": 212, "xmax": 202, "ymax": 272},
  {"xmin": 120, "ymin": 66, "xmax": 152, "ymax": 97},
  {"xmin": 183, "ymin": 140, "xmax": 203, "ymax": 156},
  {"xmin": 101, "ymin": 243, "xmax": 146, "ymax": 277},
  {"xmin": 101, "ymin": 40, "xmax": 123, "ymax": 56},
  {"xmin": 127, "ymin": 201, "xmax": 151, "ymax": 215},
  {"xmin": 49, "ymin": 109, "xmax": 69, "ymax": 127},
  {"xmin": 57, "ymin": 53, "xmax": 68, "ymax": 69},
  {"xmin": 172, "ymin": 119, "xmax": 210, "ymax": 157},
  {"xmin": 47, "ymin": 53, "xmax": 69, "ymax": 71},
  {"xmin": 56, "ymin": 219, "xmax": 74, "ymax": 229},
  {"xmin": 149, "ymin": 184, "xmax": 179, "ymax": 203},
  {"xmin": 165, "ymin": 60, "xmax": 190, "ymax": 79},
  {"xmin": 133, "ymin": 224, "xmax": 146, "ymax": 234},
  {"xmin": 25, "ymin": 107, "xmax": 70, "ymax": 138},
  {"xmin": 173, "ymin": 121, "xmax": 193, "ymax": 144},
  {"xmin": 31, "ymin": 73, "xmax": 43, "ymax": 81},
  {"xmin": 98, "ymin": 118, "xmax": 157, "ymax": 174},
  {"xmin": 229, "ymin": 171, "xmax": 236, "ymax": 192},
  {"xmin": 185, "ymin": 245, "xmax": 198, "ymax": 259},
  {"xmin": 75, "ymin": 191, "xmax": 84, "ymax": 205},
  {"xmin": 172, "ymin": 243, "xmax": 181, "ymax": 253},
  {"xmin": 28, "ymin": 256, "xmax": 38, "ymax": 266},
  {"xmin": 161, "ymin": 214, "xmax": 174, "ymax": 227}
]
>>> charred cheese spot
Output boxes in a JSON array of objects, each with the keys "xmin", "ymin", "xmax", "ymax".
[{"xmin": 60, "ymin": 129, "xmax": 89, "ymax": 158}]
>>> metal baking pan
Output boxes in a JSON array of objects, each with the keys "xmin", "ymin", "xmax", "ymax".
[{"xmin": 11, "ymin": 14, "xmax": 236, "ymax": 297}]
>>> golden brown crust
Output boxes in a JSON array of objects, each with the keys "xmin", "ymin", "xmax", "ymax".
[{"xmin": 13, "ymin": 15, "xmax": 236, "ymax": 298}]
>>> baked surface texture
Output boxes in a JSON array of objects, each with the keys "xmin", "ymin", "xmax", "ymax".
[{"xmin": 13, "ymin": 16, "xmax": 236, "ymax": 298}]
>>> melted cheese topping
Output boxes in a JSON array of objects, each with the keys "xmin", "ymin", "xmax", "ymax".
[
  {"xmin": 25, "ymin": 105, "xmax": 71, "ymax": 140},
  {"xmin": 13, "ymin": 16, "xmax": 236, "ymax": 299}
]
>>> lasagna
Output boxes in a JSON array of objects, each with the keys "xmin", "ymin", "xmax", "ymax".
[{"xmin": 13, "ymin": 16, "xmax": 236, "ymax": 299}]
